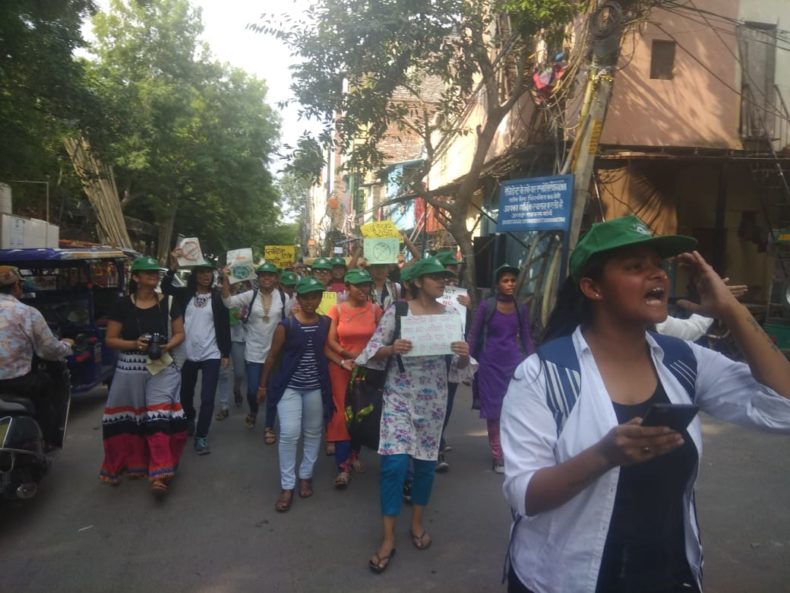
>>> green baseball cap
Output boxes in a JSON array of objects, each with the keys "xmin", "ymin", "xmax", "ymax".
[
  {"xmin": 256, "ymin": 261, "xmax": 280, "ymax": 274},
  {"xmin": 279, "ymin": 271, "xmax": 298, "ymax": 286},
  {"xmin": 569, "ymin": 215, "xmax": 697, "ymax": 281},
  {"xmin": 436, "ymin": 251, "xmax": 461, "ymax": 266},
  {"xmin": 330, "ymin": 256, "xmax": 347, "ymax": 268},
  {"xmin": 410, "ymin": 256, "xmax": 455, "ymax": 279},
  {"xmin": 494, "ymin": 263, "xmax": 519, "ymax": 281},
  {"xmin": 400, "ymin": 264, "xmax": 416, "ymax": 283},
  {"xmin": 295, "ymin": 277, "xmax": 325, "ymax": 295},
  {"xmin": 344, "ymin": 268, "xmax": 373, "ymax": 285},
  {"xmin": 311, "ymin": 257, "xmax": 332, "ymax": 271},
  {"xmin": 131, "ymin": 256, "xmax": 162, "ymax": 272}
]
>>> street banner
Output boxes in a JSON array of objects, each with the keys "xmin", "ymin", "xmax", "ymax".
[
  {"xmin": 176, "ymin": 237, "xmax": 208, "ymax": 268},
  {"xmin": 360, "ymin": 220, "xmax": 401, "ymax": 238},
  {"xmin": 226, "ymin": 248, "xmax": 256, "ymax": 284},
  {"xmin": 264, "ymin": 245, "xmax": 296, "ymax": 269},
  {"xmin": 364, "ymin": 237, "xmax": 400, "ymax": 264},
  {"xmin": 497, "ymin": 175, "xmax": 574, "ymax": 232},
  {"xmin": 400, "ymin": 314, "xmax": 463, "ymax": 357},
  {"xmin": 317, "ymin": 291, "xmax": 337, "ymax": 316},
  {"xmin": 437, "ymin": 285, "xmax": 468, "ymax": 334}
]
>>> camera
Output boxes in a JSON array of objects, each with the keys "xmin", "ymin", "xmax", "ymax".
[{"xmin": 142, "ymin": 333, "xmax": 167, "ymax": 360}]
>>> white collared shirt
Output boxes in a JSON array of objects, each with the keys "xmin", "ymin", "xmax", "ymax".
[{"xmin": 501, "ymin": 326, "xmax": 790, "ymax": 593}]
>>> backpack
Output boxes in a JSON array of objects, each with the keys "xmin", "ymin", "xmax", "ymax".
[
  {"xmin": 473, "ymin": 297, "xmax": 530, "ymax": 358},
  {"xmin": 242, "ymin": 287, "xmax": 286, "ymax": 324}
]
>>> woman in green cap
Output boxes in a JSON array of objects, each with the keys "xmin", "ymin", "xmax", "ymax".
[
  {"xmin": 356, "ymin": 256, "xmax": 476, "ymax": 573},
  {"xmin": 100, "ymin": 256, "xmax": 187, "ymax": 497},
  {"xmin": 327, "ymin": 256, "xmax": 348, "ymax": 294},
  {"xmin": 500, "ymin": 216, "xmax": 790, "ymax": 593},
  {"xmin": 259, "ymin": 277, "xmax": 332, "ymax": 512},
  {"xmin": 324, "ymin": 268, "xmax": 383, "ymax": 488}
]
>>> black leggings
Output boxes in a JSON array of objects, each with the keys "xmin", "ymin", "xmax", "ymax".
[{"xmin": 508, "ymin": 565, "xmax": 535, "ymax": 593}]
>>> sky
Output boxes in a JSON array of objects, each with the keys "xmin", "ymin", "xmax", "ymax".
[{"xmin": 85, "ymin": 0, "xmax": 317, "ymax": 174}]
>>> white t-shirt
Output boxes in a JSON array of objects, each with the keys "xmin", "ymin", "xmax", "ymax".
[
  {"xmin": 184, "ymin": 293, "xmax": 221, "ymax": 361},
  {"xmin": 223, "ymin": 289, "xmax": 291, "ymax": 363}
]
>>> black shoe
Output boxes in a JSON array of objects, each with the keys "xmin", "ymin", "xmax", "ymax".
[
  {"xmin": 435, "ymin": 453, "xmax": 449, "ymax": 473},
  {"xmin": 402, "ymin": 479, "xmax": 413, "ymax": 504}
]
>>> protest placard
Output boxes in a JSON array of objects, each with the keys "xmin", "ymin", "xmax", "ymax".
[
  {"xmin": 360, "ymin": 220, "xmax": 401, "ymax": 238},
  {"xmin": 226, "ymin": 248, "xmax": 257, "ymax": 284},
  {"xmin": 176, "ymin": 237, "xmax": 208, "ymax": 268},
  {"xmin": 436, "ymin": 285, "xmax": 468, "ymax": 334},
  {"xmin": 264, "ymin": 245, "xmax": 296, "ymax": 269},
  {"xmin": 316, "ymin": 291, "xmax": 337, "ymax": 316},
  {"xmin": 364, "ymin": 237, "xmax": 400, "ymax": 264},
  {"xmin": 400, "ymin": 314, "xmax": 463, "ymax": 357}
]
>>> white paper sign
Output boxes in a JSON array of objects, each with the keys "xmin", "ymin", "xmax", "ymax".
[
  {"xmin": 436, "ymin": 285, "xmax": 468, "ymax": 334},
  {"xmin": 226, "ymin": 248, "xmax": 257, "ymax": 284},
  {"xmin": 176, "ymin": 237, "xmax": 208, "ymax": 268},
  {"xmin": 400, "ymin": 314, "xmax": 463, "ymax": 357}
]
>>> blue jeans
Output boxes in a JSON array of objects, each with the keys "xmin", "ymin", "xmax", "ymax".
[
  {"xmin": 180, "ymin": 358, "xmax": 221, "ymax": 438},
  {"xmin": 276, "ymin": 387, "xmax": 323, "ymax": 490},
  {"xmin": 245, "ymin": 361, "xmax": 263, "ymax": 416},
  {"xmin": 380, "ymin": 454, "xmax": 436, "ymax": 516},
  {"xmin": 218, "ymin": 342, "xmax": 246, "ymax": 410}
]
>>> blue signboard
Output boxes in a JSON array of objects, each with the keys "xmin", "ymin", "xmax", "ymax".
[{"xmin": 497, "ymin": 175, "xmax": 574, "ymax": 232}]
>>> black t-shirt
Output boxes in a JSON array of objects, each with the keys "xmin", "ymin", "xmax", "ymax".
[
  {"xmin": 596, "ymin": 382, "xmax": 699, "ymax": 593},
  {"xmin": 109, "ymin": 296, "xmax": 183, "ymax": 342}
]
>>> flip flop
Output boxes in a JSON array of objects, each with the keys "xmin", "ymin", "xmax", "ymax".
[
  {"xmin": 410, "ymin": 529, "xmax": 432, "ymax": 550},
  {"xmin": 151, "ymin": 480, "xmax": 168, "ymax": 498},
  {"xmin": 298, "ymin": 478, "xmax": 313, "ymax": 498},
  {"xmin": 275, "ymin": 489, "xmax": 294, "ymax": 512},
  {"xmin": 368, "ymin": 548, "xmax": 396, "ymax": 574},
  {"xmin": 264, "ymin": 427, "xmax": 277, "ymax": 445}
]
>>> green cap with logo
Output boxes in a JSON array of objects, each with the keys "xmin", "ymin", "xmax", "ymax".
[
  {"xmin": 344, "ymin": 268, "xmax": 373, "ymax": 285},
  {"xmin": 436, "ymin": 251, "xmax": 461, "ymax": 266},
  {"xmin": 410, "ymin": 256, "xmax": 456, "ymax": 279},
  {"xmin": 131, "ymin": 256, "xmax": 162, "ymax": 272},
  {"xmin": 256, "ymin": 261, "xmax": 280, "ymax": 274},
  {"xmin": 311, "ymin": 257, "xmax": 332, "ymax": 271},
  {"xmin": 330, "ymin": 256, "xmax": 347, "ymax": 268},
  {"xmin": 569, "ymin": 215, "xmax": 697, "ymax": 282},
  {"xmin": 400, "ymin": 264, "xmax": 416, "ymax": 283},
  {"xmin": 279, "ymin": 271, "xmax": 298, "ymax": 286},
  {"xmin": 295, "ymin": 276, "xmax": 325, "ymax": 295}
]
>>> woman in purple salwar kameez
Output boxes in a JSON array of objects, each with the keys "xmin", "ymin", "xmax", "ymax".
[{"xmin": 468, "ymin": 264, "xmax": 535, "ymax": 473}]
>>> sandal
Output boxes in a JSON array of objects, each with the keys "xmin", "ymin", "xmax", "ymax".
[
  {"xmin": 350, "ymin": 451, "xmax": 366, "ymax": 473},
  {"xmin": 410, "ymin": 529, "xmax": 432, "ymax": 550},
  {"xmin": 244, "ymin": 414, "xmax": 256, "ymax": 430},
  {"xmin": 368, "ymin": 548, "xmax": 396, "ymax": 574},
  {"xmin": 264, "ymin": 427, "xmax": 277, "ymax": 445},
  {"xmin": 214, "ymin": 409, "xmax": 229, "ymax": 421},
  {"xmin": 325, "ymin": 442, "xmax": 335, "ymax": 456},
  {"xmin": 298, "ymin": 478, "xmax": 313, "ymax": 498},
  {"xmin": 151, "ymin": 479, "xmax": 168, "ymax": 497},
  {"xmin": 334, "ymin": 471, "xmax": 350, "ymax": 490},
  {"xmin": 274, "ymin": 489, "xmax": 294, "ymax": 512}
]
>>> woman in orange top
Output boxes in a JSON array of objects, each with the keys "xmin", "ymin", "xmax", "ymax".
[{"xmin": 324, "ymin": 268, "xmax": 383, "ymax": 489}]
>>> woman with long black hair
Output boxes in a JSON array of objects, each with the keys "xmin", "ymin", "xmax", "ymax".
[{"xmin": 501, "ymin": 216, "xmax": 790, "ymax": 593}]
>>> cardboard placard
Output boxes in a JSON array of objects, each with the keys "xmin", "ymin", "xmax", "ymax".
[
  {"xmin": 316, "ymin": 291, "xmax": 337, "ymax": 316},
  {"xmin": 436, "ymin": 285, "xmax": 468, "ymax": 334},
  {"xmin": 226, "ymin": 248, "xmax": 257, "ymax": 284},
  {"xmin": 364, "ymin": 237, "xmax": 400, "ymax": 264},
  {"xmin": 360, "ymin": 220, "xmax": 401, "ymax": 238},
  {"xmin": 400, "ymin": 314, "xmax": 463, "ymax": 357},
  {"xmin": 264, "ymin": 245, "xmax": 296, "ymax": 269},
  {"xmin": 176, "ymin": 237, "xmax": 208, "ymax": 268}
]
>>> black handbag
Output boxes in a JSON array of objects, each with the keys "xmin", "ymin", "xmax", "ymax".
[{"xmin": 345, "ymin": 366, "xmax": 387, "ymax": 450}]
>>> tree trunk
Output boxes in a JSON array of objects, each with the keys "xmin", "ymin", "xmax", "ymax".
[{"xmin": 156, "ymin": 201, "xmax": 178, "ymax": 264}]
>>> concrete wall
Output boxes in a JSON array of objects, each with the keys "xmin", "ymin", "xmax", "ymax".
[{"xmin": 601, "ymin": 0, "xmax": 742, "ymax": 149}]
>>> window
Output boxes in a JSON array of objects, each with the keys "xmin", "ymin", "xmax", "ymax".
[{"xmin": 650, "ymin": 40, "xmax": 676, "ymax": 80}]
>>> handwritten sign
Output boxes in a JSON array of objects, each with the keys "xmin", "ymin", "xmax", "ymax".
[
  {"xmin": 316, "ymin": 291, "xmax": 337, "ymax": 316},
  {"xmin": 400, "ymin": 314, "xmax": 463, "ymax": 357},
  {"xmin": 264, "ymin": 245, "xmax": 296, "ymax": 269},
  {"xmin": 226, "ymin": 248, "xmax": 256, "ymax": 285},
  {"xmin": 436, "ymin": 285, "xmax": 468, "ymax": 334},
  {"xmin": 497, "ymin": 175, "xmax": 573, "ymax": 232},
  {"xmin": 360, "ymin": 220, "xmax": 401, "ymax": 238},
  {"xmin": 364, "ymin": 238, "xmax": 399, "ymax": 264},
  {"xmin": 176, "ymin": 237, "xmax": 208, "ymax": 268}
]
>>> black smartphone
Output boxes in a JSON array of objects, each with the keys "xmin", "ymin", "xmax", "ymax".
[{"xmin": 641, "ymin": 403, "xmax": 699, "ymax": 432}]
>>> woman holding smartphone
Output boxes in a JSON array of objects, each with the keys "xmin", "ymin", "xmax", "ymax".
[{"xmin": 501, "ymin": 216, "xmax": 790, "ymax": 593}]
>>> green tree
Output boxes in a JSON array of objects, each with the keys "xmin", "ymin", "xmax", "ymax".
[
  {"xmin": 86, "ymin": 0, "xmax": 281, "ymax": 258},
  {"xmin": 255, "ymin": 0, "xmax": 583, "ymax": 293}
]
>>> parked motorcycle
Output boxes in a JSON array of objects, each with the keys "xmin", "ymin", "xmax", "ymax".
[{"xmin": 0, "ymin": 358, "xmax": 71, "ymax": 500}]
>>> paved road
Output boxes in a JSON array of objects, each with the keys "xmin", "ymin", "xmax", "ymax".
[{"xmin": 1, "ymin": 385, "xmax": 788, "ymax": 593}]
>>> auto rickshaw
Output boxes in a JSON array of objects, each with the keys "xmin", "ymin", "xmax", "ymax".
[{"xmin": 0, "ymin": 246, "xmax": 137, "ymax": 394}]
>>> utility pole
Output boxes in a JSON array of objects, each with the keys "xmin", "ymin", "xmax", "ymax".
[{"xmin": 566, "ymin": 1, "xmax": 625, "ymax": 251}]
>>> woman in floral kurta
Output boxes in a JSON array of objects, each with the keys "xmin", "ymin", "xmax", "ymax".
[{"xmin": 356, "ymin": 257, "xmax": 477, "ymax": 574}]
